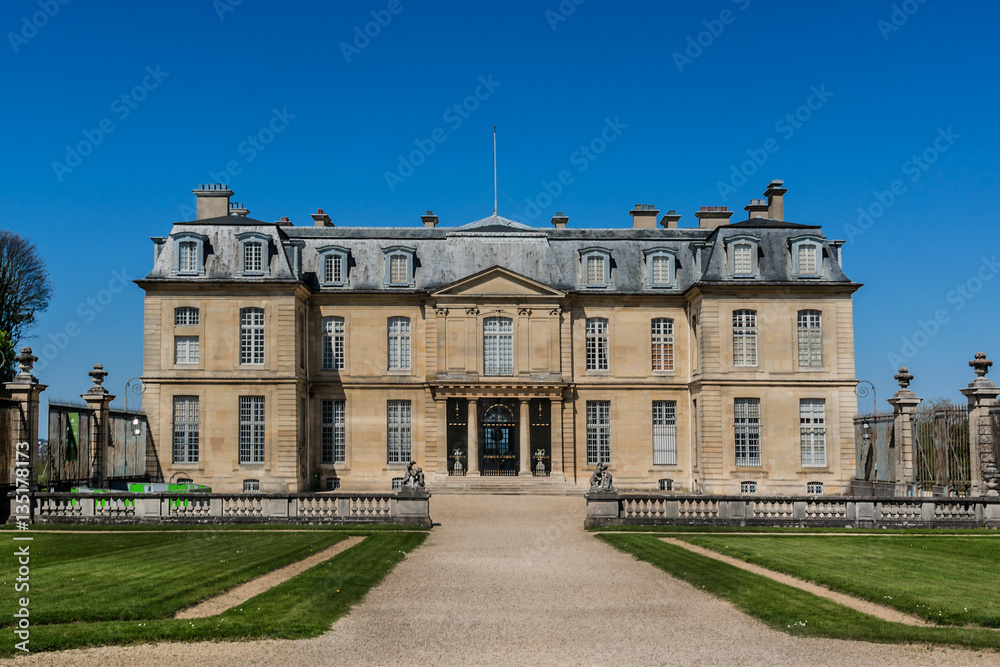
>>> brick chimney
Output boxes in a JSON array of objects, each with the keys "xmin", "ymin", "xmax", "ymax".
[
  {"xmin": 275, "ymin": 216, "xmax": 292, "ymax": 227},
  {"xmin": 764, "ymin": 179, "xmax": 787, "ymax": 220},
  {"xmin": 421, "ymin": 211, "xmax": 439, "ymax": 228},
  {"xmin": 192, "ymin": 183, "xmax": 233, "ymax": 220},
  {"xmin": 630, "ymin": 204, "xmax": 659, "ymax": 229},
  {"xmin": 694, "ymin": 206, "xmax": 733, "ymax": 229},
  {"xmin": 311, "ymin": 208, "xmax": 333, "ymax": 227},
  {"xmin": 551, "ymin": 211, "xmax": 568, "ymax": 229},
  {"xmin": 229, "ymin": 201, "xmax": 249, "ymax": 217},
  {"xmin": 659, "ymin": 210, "xmax": 681, "ymax": 228},
  {"xmin": 744, "ymin": 198, "xmax": 768, "ymax": 219}
]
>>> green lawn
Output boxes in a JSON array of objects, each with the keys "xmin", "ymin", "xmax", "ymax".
[
  {"xmin": 1, "ymin": 530, "xmax": 425, "ymax": 656},
  {"xmin": 600, "ymin": 534, "xmax": 1000, "ymax": 652},
  {"xmin": 682, "ymin": 534, "xmax": 1000, "ymax": 627}
]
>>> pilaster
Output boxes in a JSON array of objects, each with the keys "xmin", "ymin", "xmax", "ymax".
[
  {"xmin": 4, "ymin": 347, "xmax": 47, "ymax": 490},
  {"xmin": 886, "ymin": 366, "xmax": 921, "ymax": 493}
]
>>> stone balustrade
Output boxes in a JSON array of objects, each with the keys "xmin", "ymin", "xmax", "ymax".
[
  {"xmin": 26, "ymin": 491, "xmax": 431, "ymax": 527},
  {"xmin": 585, "ymin": 492, "xmax": 1000, "ymax": 528}
]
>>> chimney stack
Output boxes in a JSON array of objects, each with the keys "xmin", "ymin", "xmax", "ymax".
[
  {"xmin": 275, "ymin": 216, "xmax": 292, "ymax": 227},
  {"xmin": 229, "ymin": 202, "xmax": 249, "ymax": 217},
  {"xmin": 421, "ymin": 210, "xmax": 439, "ymax": 228},
  {"xmin": 694, "ymin": 206, "xmax": 733, "ymax": 229},
  {"xmin": 551, "ymin": 211, "xmax": 568, "ymax": 229},
  {"xmin": 311, "ymin": 208, "xmax": 333, "ymax": 227},
  {"xmin": 659, "ymin": 210, "xmax": 681, "ymax": 228},
  {"xmin": 744, "ymin": 198, "xmax": 768, "ymax": 219},
  {"xmin": 764, "ymin": 179, "xmax": 787, "ymax": 220},
  {"xmin": 630, "ymin": 204, "xmax": 659, "ymax": 229},
  {"xmin": 192, "ymin": 183, "xmax": 233, "ymax": 220}
]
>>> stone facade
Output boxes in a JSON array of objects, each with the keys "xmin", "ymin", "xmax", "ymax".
[{"xmin": 139, "ymin": 180, "xmax": 861, "ymax": 494}]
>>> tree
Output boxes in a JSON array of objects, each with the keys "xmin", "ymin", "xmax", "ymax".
[{"xmin": 0, "ymin": 230, "xmax": 53, "ymax": 382}]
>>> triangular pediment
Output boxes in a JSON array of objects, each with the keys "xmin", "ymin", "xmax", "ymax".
[{"xmin": 431, "ymin": 266, "xmax": 565, "ymax": 298}]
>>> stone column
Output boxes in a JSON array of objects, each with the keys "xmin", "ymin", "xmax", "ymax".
[
  {"xmin": 4, "ymin": 348, "xmax": 47, "ymax": 490},
  {"xmin": 81, "ymin": 364, "xmax": 115, "ymax": 489},
  {"xmin": 550, "ymin": 397, "xmax": 564, "ymax": 480},
  {"xmin": 960, "ymin": 353, "xmax": 1000, "ymax": 495},
  {"xmin": 519, "ymin": 399, "xmax": 530, "ymax": 475},
  {"xmin": 466, "ymin": 399, "xmax": 478, "ymax": 475},
  {"xmin": 886, "ymin": 367, "xmax": 922, "ymax": 494}
]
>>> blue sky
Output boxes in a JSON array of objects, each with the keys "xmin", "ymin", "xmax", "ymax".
[{"xmin": 2, "ymin": 0, "xmax": 998, "ymax": 426}]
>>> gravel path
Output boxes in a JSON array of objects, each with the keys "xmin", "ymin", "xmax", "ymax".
[{"xmin": 13, "ymin": 495, "xmax": 998, "ymax": 666}]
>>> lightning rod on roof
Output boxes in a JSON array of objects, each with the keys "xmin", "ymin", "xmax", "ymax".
[{"xmin": 493, "ymin": 125, "xmax": 498, "ymax": 216}]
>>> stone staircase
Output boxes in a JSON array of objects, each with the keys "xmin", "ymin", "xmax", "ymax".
[{"xmin": 428, "ymin": 474, "xmax": 585, "ymax": 496}]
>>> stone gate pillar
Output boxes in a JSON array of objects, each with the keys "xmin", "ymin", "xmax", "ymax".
[
  {"xmin": 4, "ymin": 348, "xmax": 47, "ymax": 490},
  {"xmin": 81, "ymin": 364, "xmax": 115, "ymax": 489},
  {"xmin": 886, "ymin": 367, "xmax": 921, "ymax": 495},
  {"xmin": 960, "ymin": 353, "xmax": 999, "ymax": 495}
]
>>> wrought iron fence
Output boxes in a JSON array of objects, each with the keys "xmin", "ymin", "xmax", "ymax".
[
  {"xmin": 913, "ymin": 408, "xmax": 971, "ymax": 496},
  {"xmin": 0, "ymin": 398, "xmax": 25, "ymax": 485},
  {"xmin": 991, "ymin": 406, "xmax": 1000, "ymax": 465},
  {"xmin": 853, "ymin": 413, "xmax": 894, "ymax": 482}
]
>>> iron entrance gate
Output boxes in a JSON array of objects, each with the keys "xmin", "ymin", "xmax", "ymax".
[
  {"xmin": 913, "ymin": 407, "xmax": 970, "ymax": 496},
  {"xmin": 480, "ymin": 399, "xmax": 518, "ymax": 476}
]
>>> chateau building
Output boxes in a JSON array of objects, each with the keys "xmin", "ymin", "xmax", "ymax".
[{"xmin": 138, "ymin": 180, "xmax": 860, "ymax": 494}]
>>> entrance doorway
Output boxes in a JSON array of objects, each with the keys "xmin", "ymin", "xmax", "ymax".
[{"xmin": 480, "ymin": 400, "xmax": 518, "ymax": 476}]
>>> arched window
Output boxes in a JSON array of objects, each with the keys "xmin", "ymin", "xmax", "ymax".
[
  {"xmin": 483, "ymin": 316, "xmax": 514, "ymax": 376},
  {"xmin": 236, "ymin": 232, "xmax": 270, "ymax": 277}
]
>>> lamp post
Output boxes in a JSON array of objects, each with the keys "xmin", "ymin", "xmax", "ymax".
[{"xmin": 855, "ymin": 380, "xmax": 878, "ymax": 481}]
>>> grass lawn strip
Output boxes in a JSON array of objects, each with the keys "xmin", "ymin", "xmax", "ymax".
[
  {"xmin": 1, "ymin": 532, "xmax": 426, "ymax": 657},
  {"xmin": 600, "ymin": 534, "xmax": 1000, "ymax": 651},
  {"xmin": 661, "ymin": 537, "xmax": 932, "ymax": 626},
  {"xmin": 682, "ymin": 534, "xmax": 1000, "ymax": 627},
  {"xmin": 175, "ymin": 536, "xmax": 365, "ymax": 618}
]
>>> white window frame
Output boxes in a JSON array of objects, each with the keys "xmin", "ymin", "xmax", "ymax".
[
  {"xmin": 172, "ymin": 396, "xmax": 199, "ymax": 464},
  {"xmin": 807, "ymin": 481, "xmax": 823, "ymax": 494},
  {"xmin": 174, "ymin": 336, "xmax": 200, "ymax": 365},
  {"xmin": 174, "ymin": 307, "xmax": 199, "ymax": 326},
  {"xmin": 643, "ymin": 248, "xmax": 677, "ymax": 289},
  {"xmin": 732, "ymin": 310, "xmax": 758, "ymax": 368},
  {"xmin": 579, "ymin": 248, "xmax": 612, "ymax": 289},
  {"xmin": 586, "ymin": 400, "xmax": 611, "ymax": 465},
  {"xmin": 318, "ymin": 245, "xmax": 350, "ymax": 287},
  {"xmin": 790, "ymin": 235, "xmax": 824, "ymax": 278},
  {"xmin": 382, "ymin": 247, "xmax": 416, "ymax": 287},
  {"xmin": 725, "ymin": 234, "xmax": 761, "ymax": 278},
  {"xmin": 387, "ymin": 400, "xmax": 412, "ymax": 464},
  {"xmin": 322, "ymin": 399, "xmax": 346, "ymax": 464},
  {"xmin": 740, "ymin": 480, "xmax": 757, "ymax": 494},
  {"xmin": 170, "ymin": 232, "xmax": 207, "ymax": 276},
  {"xmin": 651, "ymin": 318, "xmax": 674, "ymax": 372},
  {"xmin": 322, "ymin": 316, "xmax": 345, "ymax": 371},
  {"xmin": 243, "ymin": 479, "xmax": 260, "ymax": 492},
  {"xmin": 585, "ymin": 317, "xmax": 609, "ymax": 372},
  {"xmin": 240, "ymin": 307, "xmax": 266, "ymax": 366},
  {"xmin": 800, "ymin": 399, "xmax": 827, "ymax": 467},
  {"xmin": 236, "ymin": 232, "xmax": 270, "ymax": 277},
  {"xmin": 797, "ymin": 310, "xmax": 823, "ymax": 367},
  {"xmin": 238, "ymin": 396, "xmax": 265, "ymax": 465},
  {"xmin": 734, "ymin": 397, "xmax": 761, "ymax": 467},
  {"xmin": 388, "ymin": 316, "xmax": 411, "ymax": 371},
  {"xmin": 483, "ymin": 316, "xmax": 514, "ymax": 376},
  {"xmin": 652, "ymin": 400, "xmax": 677, "ymax": 465}
]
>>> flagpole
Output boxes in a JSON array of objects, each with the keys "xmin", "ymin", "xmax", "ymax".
[{"xmin": 493, "ymin": 126, "xmax": 498, "ymax": 216}]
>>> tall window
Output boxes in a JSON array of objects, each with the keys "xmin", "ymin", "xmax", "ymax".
[
  {"xmin": 322, "ymin": 399, "xmax": 346, "ymax": 464},
  {"xmin": 692, "ymin": 399, "xmax": 699, "ymax": 467},
  {"xmin": 178, "ymin": 242, "xmax": 198, "ymax": 273},
  {"xmin": 174, "ymin": 307, "xmax": 199, "ymax": 326},
  {"xmin": 652, "ymin": 400, "xmax": 677, "ymax": 465},
  {"xmin": 797, "ymin": 244, "xmax": 818, "ymax": 274},
  {"xmin": 733, "ymin": 310, "xmax": 757, "ymax": 367},
  {"xmin": 172, "ymin": 396, "xmax": 199, "ymax": 464},
  {"xmin": 174, "ymin": 336, "xmax": 199, "ymax": 365},
  {"xmin": 387, "ymin": 400, "xmax": 411, "ymax": 464},
  {"xmin": 238, "ymin": 396, "xmax": 265, "ymax": 464},
  {"xmin": 800, "ymin": 399, "xmax": 827, "ymax": 467},
  {"xmin": 322, "ymin": 317, "xmax": 345, "ymax": 371},
  {"xmin": 580, "ymin": 248, "xmax": 611, "ymax": 288},
  {"xmin": 586, "ymin": 318, "xmax": 609, "ymax": 371},
  {"xmin": 586, "ymin": 400, "xmax": 611, "ymax": 465},
  {"xmin": 240, "ymin": 308, "xmax": 265, "ymax": 365},
  {"xmin": 651, "ymin": 318, "xmax": 674, "ymax": 371},
  {"xmin": 388, "ymin": 317, "xmax": 411, "ymax": 370},
  {"xmin": 733, "ymin": 243, "xmax": 753, "ymax": 275},
  {"xmin": 483, "ymin": 316, "xmax": 514, "ymax": 376},
  {"xmin": 797, "ymin": 310, "xmax": 822, "ymax": 367},
  {"xmin": 325, "ymin": 253, "xmax": 343, "ymax": 284},
  {"xmin": 734, "ymin": 398, "xmax": 761, "ymax": 467},
  {"xmin": 243, "ymin": 241, "xmax": 263, "ymax": 273}
]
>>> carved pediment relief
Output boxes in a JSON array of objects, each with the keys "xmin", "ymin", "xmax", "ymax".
[{"xmin": 431, "ymin": 266, "xmax": 565, "ymax": 299}]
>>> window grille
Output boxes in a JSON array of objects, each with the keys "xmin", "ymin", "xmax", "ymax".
[
  {"xmin": 238, "ymin": 396, "xmax": 265, "ymax": 464},
  {"xmin": 326, "ymin": 477, "xmax": 341, "ymax": 491},
  {"xmin": 658, "ymin": 478, "xmax": 673, "ymax": 491},
  {"xmin": 652, "ymin": 400, "xmax": 677, "ymax": 465},
  {"xmin": 387, "ymin": 317, "xmax": 411, "ymax": 370},
  {"xmin": 243, "ymin": 479, "xmax": 260, "ymax": 492},
  {"xmin": 172, "ymin": 396, "xmax": 199, "ymax": 463},
  {"xmin": 586, "ymin": 318, "xmax": 609, "ymax": 371},
  {"xmin": 733, "ymin": 310, "xmax": 757, "ymax": 367},
  {"xmin": 178, "ymin": 241, "xmax": 198, "ymax": 273},
  {"xmin": 243, "ymin": 241, "xmax": 263, "ymax": 273},
  {"xmin": 800, "ymin": 399, "xmax": 827, "ymax": 467},
  {"xmin": 733, "ymin": 243, "xmax": 753, "ymax": 274},
  {"xmin": 797, "ymin": 310, "xmax": 822, "ymax": 367},
  {"xmin": 322, "ymin": 317, "xmax": 345, "ymax": 370},
  {"xmin": 174, "ymin": 307, "xmax": 199, "ymax": 326},
  {"xmin": 240, "ymin": 308, "xmax": 265, "ymax": 365},
  {"xmin": 740, "ymin": 480, "xmax": 757, "ymax": 494},
  {"xmin": 322, "ymin": 399, "xmax": 346, "ymax": 464},
  {"xmin": 174, "ymin": 336, "xmax": 199, "ymax": 365},
  {"xmin": 651, "ymin": 318, "xmax": 674, "ymax": 371},
  {"xmin": 387, "ymin": 400, "xmax": 412, "ymax": 464},
  {"xmin": 389, "ymin": 254, "xmax": 408, "ymax": 284},
  {"xmin": 586, "ymin": 400, "xmax": 611, "ymax": 465},
  {"xmin": 325, "ymin": 253, "xmax": 343, "ymax": 284},
  {"xmin": 734, "ymin": 398, "xmax": 761, "ymax": 466},
  {"xmin": 651, "ymin": 255, "xmax": 670, "ymax": 285},
  {"xmin": 807, "ymin": 481, "xmax": 823, "ymax": 494},
  {"xmin": 483, "ymin": 316, "xmax": 514, "ymax": 375},
  {"xmin": 798, "ymin": 244, "xmax": 818, "ymax": 274}
]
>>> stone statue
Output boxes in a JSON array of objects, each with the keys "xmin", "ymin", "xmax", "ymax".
[
  {"xmin": 401, "ymin": 461, "xmax": 425, "ymax": 490},
  {"xmin": 415, "ymin": 467, "xmax": 425, "ymax": 488},
  {"xmin": 600, "ymin": 463, "xmax": 614, "ymax": 492},
  {"xmin": 589, "ymin": 465, "xmax": 603, "ymax": 490},
  {"xmin": 589, "ymin": 462, "xmax": 615, "ymax": 492}
]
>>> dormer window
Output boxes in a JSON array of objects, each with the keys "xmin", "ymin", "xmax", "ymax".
[
  {"xmin": 319, "ymin": 246, "xmax": 350, "ymax": 287},
  {"xmin": 579, "ymin": 248, "xmax": 612, "ymax": 289},
  {"xmin": 236, "ymin": 232, "xmax": 270, "ymax": 277},
  {"xmin": 790, "ymin": 235, "xmax": 824, "ymax": 278},
  {"xmin": 724, "ymin": 235, "xmax": 761, "ymax": 278},
  {"xmin": 644, "ymin": 248, "xmax": 677, "ymax": 289},
  {"xmin": 382, "ymin": 247, "xmax": 416, "ymax": 288},
  {"xmin": 170, "ymin": 232, "xmax": 207, "ymax": 276}
]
